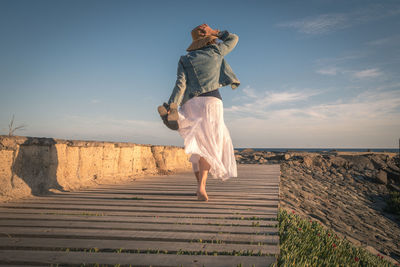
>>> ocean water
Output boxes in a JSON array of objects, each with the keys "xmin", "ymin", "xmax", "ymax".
[{"xmin": 235, "ymin": 148, "xmax": 399, "ymax": 153}]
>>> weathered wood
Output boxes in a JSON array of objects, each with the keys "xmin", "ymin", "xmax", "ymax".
[
  {"xmin": 0, "ymin": 203, "xmax": 278, "ymax": 216},
  {"xmin": 0, "ymin": 220, "xmax": 278, "ymax": 235},
  {"xmin": 0, "ymin": 237, "xmax": 280, "ymax": 254},
  {"xmin": 0, "ymin": 250, "xmax": 277, "ymax": 267},
  {"xmin": 0, "ymin": 226, "xmax": 279, "ymax": 244},
  {"xmin": 0, "ymin": 209, "xmax": 278, "ymax": 219},
  {"xmin": 54, "ymin": 192, "xmax": 278, "ymax": 199},
  {"xmin": 35, "ymin": 194, "xmax": 280, "ymax": 202},
  {"xmin": 0, "ymin": 213, "xmax": 278, "ymax": 227},
  {"xmin": 5, "ymin": 199, "xmax": 280, "ymax": 208},
  {"xmin": 80, "ymin": 185, "xmax": 280, "ymax": 190},
  {"xmin": 0, "ymin": 164, "xmax": 281, "ymax": 266}
]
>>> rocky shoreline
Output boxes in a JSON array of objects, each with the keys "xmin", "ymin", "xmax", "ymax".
[{"xmin": 235, "ymin": 149, "xmax": 400, "ymax": 264}]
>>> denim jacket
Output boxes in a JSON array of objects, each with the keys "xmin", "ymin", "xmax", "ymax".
[{"xmin": 168, "ymin": 30, "xmax": 240, "ymax": 107}]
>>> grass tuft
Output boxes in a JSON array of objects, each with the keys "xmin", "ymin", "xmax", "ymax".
[
  {"xmin": 277, "ymin": 207, "xmax": 398, "ymax": 266},
  {"xmin": 384, "ymin": 190, "xmax": 400, "ymax": 220}
]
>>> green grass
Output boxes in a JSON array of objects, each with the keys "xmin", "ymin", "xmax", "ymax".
[
  {"xmin": 277, "ymin": 208, "xmax": 399, "ymax": 266},
  {"xmin": 384, "ymin": 190, "xmax": 400, "ymax": 220},
  {"xmin": 47, "ymin": 205, "xmax": 400, "ymax": 266}
]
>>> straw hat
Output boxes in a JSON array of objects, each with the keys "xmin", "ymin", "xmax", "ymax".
[{"xmin": 186, "ymin": 24, "xmax": 218, "ymax": 52}]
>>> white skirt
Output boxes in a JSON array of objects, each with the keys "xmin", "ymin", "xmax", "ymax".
[{"xmin": 177, "ymin": 96, "xmax": 237, "ymax": 180}]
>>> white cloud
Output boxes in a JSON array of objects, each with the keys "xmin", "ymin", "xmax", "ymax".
[
  {"xmin": 278, "ymin": 13, "xmax": 348, "ymax": 34},
  {"xmin": 366, "ymin": 34, "xmax": 400, "ymax": 46},
  {"xmin": 225, "ymin": 87, "xmax": 400, "ymax": 148},
  {"xmin": 226, "ymin": 89, "xmax": 321, "ymax": 116},
  {"xmin": 278, "ymin": 4, "xmax": 400, "ymax": 35},
  {"xmin": 353, "ymin": 68, "xmax": 382, "ymax": 78},
  {"xmin": 242, "ymin": 86, "xmax": 257, "ymax": 98},
  {"xmin": 90, "ymin": 99, "xmax": 101, "ymax": 104},
  {"xmin": 316, "ymin": 66, "xmax": 384, "ymax": 79},
  {"xmin": 316, "ymin": 67, "xmax": 338, "ymax": 75}
]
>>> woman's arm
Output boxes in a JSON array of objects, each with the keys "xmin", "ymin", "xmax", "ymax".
[
  {"xmin": 202, "ymin": 25, "xmax": 238, "ymax": 56},
  {"xmin": 168, "ymin": 59, "xmax": 187, "ymax": 106},
  {"xmin": 216, "ymin": 30, "xmax": 239, "ymax": 56}
]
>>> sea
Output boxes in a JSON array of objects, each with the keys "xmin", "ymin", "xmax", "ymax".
[{"xmin": 235, "ymin": 148, "xmax": 399, "ymax": 153}]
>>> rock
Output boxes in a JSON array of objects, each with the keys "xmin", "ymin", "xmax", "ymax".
[
  {"xmin": 387, "ymin": 161, "xmax": 400, "ymax": 172},
  {"xmin": 300, "ymin": 191, "xmax": 314, "ymax": 200},
  {"xmin": 375, "ymin": 170, "xmax": 388, "ymax": 184},
  {"xmin": 1, "ymin": 136, "xmax": 192, "ymax": 203},
  {"xmin": 330, "ymin": 156, "xmax": 348, "ymax": 168},
  {"xmin": 312, "ymin": 156, "xmax": 324, "ymax": 167},
  {"xmin": 284, "ymin": 153, "xmax": 291, "ymax": 161},
  {"xmin": 344, "ymin": 156, "xmax": 374, "ymax": 171},
  {"xmin": 363, "ymin": 245, "xmax": 380, "ymax": 255},
  {"xmin": 264, "ymin": 151, "xmax": 275, "ymax": 158},
  {"xmin": 345, "ymin": 235, "xmax": 361, "ymax": 246},
  {"xmin": 388, "ymin": 183, "xmax": 400, "ymax": 192},
  {"xmin": 280, "ymin": 151, "xmax": 400, "ymax": 263},
  {"xmin": 259, "ymin": 158, "xmax": 267, "ymax": 164},
  {"xmin": 303, "ymin": 156, "xmax": 313, "ymax": 167},
  {"xmin": 385, "ymin": 169, "xmax": 400, "ymax": 183},
  {"xmin": 369, "ymin": 154, "xmax": 388, "ymax": 169},
  {"xmin": 241, "ymin": 148, "xmax": 255, "ymax": 154}
]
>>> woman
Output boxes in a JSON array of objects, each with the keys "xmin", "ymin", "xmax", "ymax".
[{"xmin": 158, "ymin": 24, "xmax": 240, "ymax": 201}]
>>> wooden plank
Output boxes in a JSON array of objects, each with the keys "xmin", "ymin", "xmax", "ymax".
[
  {"xmin": 0, "ymin": 209, "xmax": 278, "ymax": 219},
  {"xmin": 95, "ymin": 181, "xmax": 279, "ymax": 186},
  {"xmin": 117, "ymin": 181, "xmax": 279, "ymax": 186},
  {"xmin": 81, "ymin": 185, "xmax": 279, "ymax": 190},
  {"xmin": 0, "ymin": 250, "xmax": 277, "ymax": 267},
  {"xmin": 53, "ymin": 191, "xmax": 279, "ymax": 197},
  {"xmin": 87, "ymin": 179, "xmax": 278, "ymax": 186},
  {"xmin": 0, "ymin": 237, "xmax": 280, "ymax": 255},
  {"xmin": 0, "ymin": 203, "xmax": 278, "ymax": 215},
  {"xmin": 0, "ymin": 213, "xmax": 278, "ymax": 227},
  {"xmin": 4, "ymin": 199, "xmax": 280, "ymax": 208},
  {"xmin": 44, "ymin": 193, "xmax": 279, "ymax": 202},
  {"xmin": 0, "ymin": 220, "xmax": 278, "ymax": 235},
  {"xmin": 0, "ymin": 227, "xmax": 279, "ymax": 244},
  {"xmin": 72, "ymin": 182, "xmax": 279, "ymax": 187},
  {"xmin": 26, "ymin": 194, "xmax": 280, "ymax": 202}
]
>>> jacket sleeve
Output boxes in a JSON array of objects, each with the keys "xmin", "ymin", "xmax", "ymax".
[
  {"xmin": 217, "ymin": 30, "xmax": 239, "ymax": 56},
  {"xmin": 168, "ymin": 58, "xmax": 187, "ymax": 106}
]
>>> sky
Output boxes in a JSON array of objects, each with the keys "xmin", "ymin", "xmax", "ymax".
[{"xmin": 1, "ymin": 0, "xmax": 399, "ymax": 148}]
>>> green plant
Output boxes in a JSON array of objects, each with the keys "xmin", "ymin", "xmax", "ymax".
[
  {"xmin": 278, "ymin": 208, "xmax": 398, "ymax": 266},
  {"xmin": 384, "ymin": 190, "xmax": 400, "ymax": 219}
]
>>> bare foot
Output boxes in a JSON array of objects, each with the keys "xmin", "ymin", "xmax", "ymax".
[{"xmin": 197, "ymin": 187, "xmax": 209, "ymax": 201}]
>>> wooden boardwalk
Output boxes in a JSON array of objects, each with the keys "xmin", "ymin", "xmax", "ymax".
[{"xmin": 0, "ymin": 164, "xmax": 280, "ymax": 267}]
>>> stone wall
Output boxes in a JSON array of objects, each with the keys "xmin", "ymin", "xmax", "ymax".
[{"xmin": 0, "ymin": 136, "xmax": 191, "ymax": 202}]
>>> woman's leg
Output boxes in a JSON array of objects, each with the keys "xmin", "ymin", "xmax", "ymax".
[
  {"xmin": 194, "ymin": 171, "xmax": 200, "ymax": 183},
  {"xmin": 192, "ymin": 158, "xmax": 200, "ymax": 184},
  {"xmin": 197, "ymin": 156, "xmax": 210, "ymax": 201}
]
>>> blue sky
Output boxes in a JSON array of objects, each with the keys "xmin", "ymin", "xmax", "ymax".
[{"xmin": 1, "ymin": 0, "xmax": 399, "ymax": 148}]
